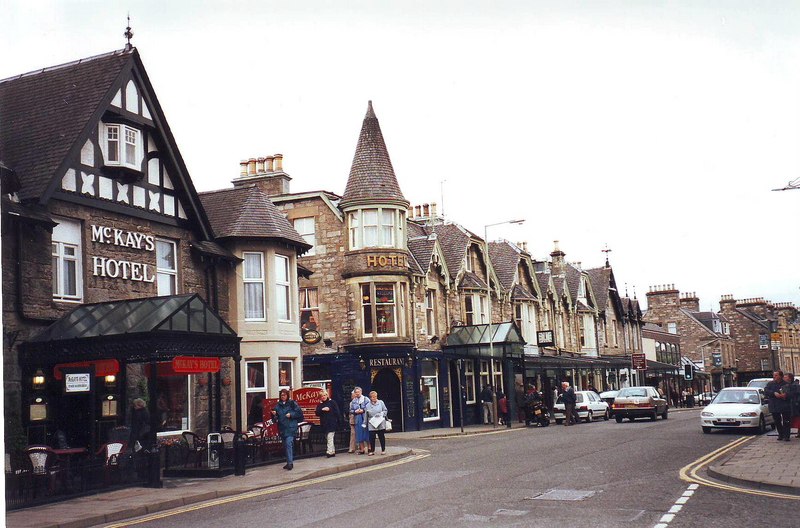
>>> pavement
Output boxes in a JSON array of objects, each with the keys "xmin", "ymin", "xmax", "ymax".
[{"xmin": 708, "ymin": 430, "xmax": 800, "ymax": 494}]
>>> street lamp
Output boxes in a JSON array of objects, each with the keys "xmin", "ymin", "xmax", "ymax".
[{"xmin": 484, "ymin": 219, "xmax": 525, "ymax": 427}]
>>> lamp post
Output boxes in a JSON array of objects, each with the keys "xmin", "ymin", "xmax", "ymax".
[{"xmin": 484, "ymin": 219, "xmax": 525, "ymax": 427}]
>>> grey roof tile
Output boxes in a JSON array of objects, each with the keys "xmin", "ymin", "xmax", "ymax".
[{"xmin": 488, "ymin": 241, "xmax": 520, "ymax": 291}]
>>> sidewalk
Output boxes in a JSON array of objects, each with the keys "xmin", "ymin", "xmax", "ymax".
[
  {"xmin": 5, "ymin": 446, "xmax": 414, "ymax": 528},
  {"xmin": 708, "ymin": 433, "xmax": 800, "ymax": 494}
]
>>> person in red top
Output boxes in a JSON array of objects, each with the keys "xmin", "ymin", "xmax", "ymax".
[{"xmin": 497, "ymin": 390, "xmax": 511, "ymax": 428}]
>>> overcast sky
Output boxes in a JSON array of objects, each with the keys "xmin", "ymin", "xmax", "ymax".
[{"xmin": 4, "ymin": 1, "xmax": 800, "ymax": 309}]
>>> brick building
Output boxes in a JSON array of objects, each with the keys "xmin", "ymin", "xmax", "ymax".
[{"xmin": 1, "ymin": 48, "xmax": 242, "ymax": 457}]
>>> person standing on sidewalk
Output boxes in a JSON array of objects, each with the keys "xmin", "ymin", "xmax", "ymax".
[
  {"xmin": 497, "ymin": 391, "xmax": 510, "ymax": 427},
  {"xmin": 778, "ymin": 372, "xmax": 799, "ymax": 441},
  {"xmin": 271, "ymin": 389, "xmax": 304, "ymax": 470},
  {"xmin": 315, "ymin": 389, "xmax": 341, "ymax": 457},
  {"xmin": 364, "ymin": 391, "xmax": 389, "ymax": 455},
  {"xmin": 347, "ymin": 389, "xmax": 357, "ymax": 453},
  {"xmin": 350, "ymin": 387, "xmax": 369, "ymax": 454},
  {"xmin": 562, "ymin": 382, "xmax": 577, "ymax": 426},
  {"xmin": 764, "ymin": 370, "xmax": 789, "ymax": 441},
  {"xmin": 480, "ymin": 385, "xmax": 494, "ymax": 425}
]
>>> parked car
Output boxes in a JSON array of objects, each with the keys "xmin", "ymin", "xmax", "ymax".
[
  {"xmin": 599, "ymin": 390, "xmax": 619, "ymax": 416},
  {"xmin": 698, "ymin": 392, "xmax": 717, "ymax": 406},
  {"xmin": 701, "ymin": 387, "xmax": 775, "ymax": 434},
  {"xmin": 612, "ymin": 386, "xmax": 669, "ymax": 422},
  {"xmin": 746, "ymin": 378, "xmax": 772, "ymax": 391},
  {"xmin": 554, "ymin": 391, "xmax": 610, "ymax": 423}
]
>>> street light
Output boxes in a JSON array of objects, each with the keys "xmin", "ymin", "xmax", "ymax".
[{"xmin": 484, "ymin": 219, "xmax": 525, "ymax": 427}]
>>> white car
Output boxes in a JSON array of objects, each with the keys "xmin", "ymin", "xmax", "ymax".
[
  {"xmin": 700, "ymin": 387, "xmax": 775, "ymax": 434},
  {"xmin": 554, "ymin": 391, "xmax": 610, "ymax": 423}
]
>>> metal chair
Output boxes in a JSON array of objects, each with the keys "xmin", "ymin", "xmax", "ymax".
[
  {"xmin": 96, "ymin": 442, "xmax": 127, "ymax": 485},
  {"xmin": 296, "ymin": 423, "xmax": 313, "ymax": 455},
  {"xmin": 181, "ymin": 432, "xmax": 207, "ymax": 467},
  {"xmin": 24, "ymin": 446, "xmax": 60, "ymax": 496}
]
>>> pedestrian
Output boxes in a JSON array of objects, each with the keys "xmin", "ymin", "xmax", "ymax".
[
  {"xmin": 480, "ymin": 384, "xmax": 494, "ymax": 425},
  {"xmin": 515, "ymin": 382, "xmax": 526, "ymax": 423},
  {"xmin": 497, "ymin": 391, "xmax": 510, "ymax": 427},
  {"xmin": 523, "ymin": 384, "xmax": 541, "ymax": 427},
  {"xmin": 561, "ymin": 382, "xmax": 577, "ymax": 426},
  {"xmin": 271, "ymin": 389, "xmax": 304, "ymax": 470},
  {"xmin": 129, "ymin": 398, "xmax": 151, "ymax": 452},
  {"xmin": 349, "ymin": 386, "xmax": 369, "ymax": 455},
  {"xmin": 764, "ymin": 370, "xmax": 790, "ymax": 441},
  {"xmin": 681, "ymin": 388, "xmax": 688, "ymax": 408},
  {"xmin": 347, "ymin": 389, "xmax": 357, "ymax": 453},
  {"xmin": 315, "ymin": 389, "xmax": 341, "ymax": 457},
  {"xmin": 786, "ymin": 374, "xmax": 800, "ymax": 439},
  {"xmin": 364, "ymin": 390, "xmax": 389, "ymax": 455},
  {"xmin": 247, "ymin": 395, "xmax": 264, "ymax": 430},
  {"xmin": 686, "ymin": 388, "xmax": 695, "ymax": 408}
]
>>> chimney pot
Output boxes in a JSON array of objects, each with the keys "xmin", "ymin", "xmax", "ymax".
[
  {"xmin": 247, "ymin": 158, "xmax": 257, "ymax": 175},
  {"xmin": 256, "ymin": 157, "xmax": 265, "ymax": 174},
  {"xmin": 423, "ymin": 203, "xmax": 430, "ymax": 216},
  {"xmin": 240, "ymin": 160, "xmax": 248, "ymax": 177},
  {"xmin": 431, "ymin": 202, "xmax": 437, "ymax": 218},
  {"xmin": 274, "ymin": 153, "xmax": 283, "ymax": 171},
  {"xmin": 265, "ymin": 156, "xmax": 274, "ymax": 172}
]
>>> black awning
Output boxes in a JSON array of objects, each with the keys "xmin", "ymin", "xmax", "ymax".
[{"xmin": 22, "ymin": 293, "xmax": 240, "ymax": 364}]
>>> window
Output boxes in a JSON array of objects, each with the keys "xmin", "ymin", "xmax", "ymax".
[
  {"xmin": 479, "ymin": 360, "xmax": 490, "ymax": 391},
  {"xmin": 156, "ymin": 240, "xmax": 178, "ymax": 296},
  {"xmin": 760, "ymin": 359, "xmax": 770, "ymax": 371},
  {"xmin": 104, "ymin": 124, "xmax": 141, "ymax": 170},
  {"xmin": 464, "ymin": 250, "xmax": 472, "ymax": 272},
  {"xmin": 246, "ymin": 360, "xmax": 268, "ymax": 421},
  {"xmin": 722, "ymin": 322, "xmax": 730, "ymax": 335},
  {"xmin": 275, "ymin": 255, "xmax": 291, "ymax": 321},
  {"xmin": 293, "ymin": 217, "xmax": 316, "ymax": 256},
  {"xmin": 279, "ymin": 360, "xmax": 293, "ymax": 391},
  {"xmin": 464, "ymin": 361, "xmax": 476, "ymax": 403},
  {"xmin": 154, "ymin": 364, "xmax": 189, "ymax": 433},
  {"xmin": 515, "ymin": 303, "xmax": 538, "ymax": 344},
  {"xmin": 464, "ymin": 295, "xmax": 475, "ymax": 325},
  {"xmin": 464, "ymin": 293, "xmax": 486, "ymax": 325},
  {"xmin": 492, "ymin": 359, "xmax": 503, "ymax": 392},
  {"xmin": 347, "ymin": 208, "xmax": 401, "ymax": 249},
  {"xmin": 425, "ymin": 289, "xmax": 436, "ymax": 336},
  {"xmin": 421, "ymin": 360, "xmax": 439, "ymax": 421},
  {"xmin": 667, "ymin": 322, "xmax": 677, "ymax": 335},
  {"xmin": 579, "ymin": 316, "xmax": 586, "ymax": 347},
  {"xmin": 52, "ymin": 218, "xmax": 82, "ymax": 301},
  {"xmin": 243, "ymin": 252, "xmax": 265, "ymax": 320},
  {"xmin": 361, "ymin": 283, "xmax": 397, "ymax": 336},
  {"xmin": 300, "ymin": 287, "xmax": 320, "ymax": 331}
]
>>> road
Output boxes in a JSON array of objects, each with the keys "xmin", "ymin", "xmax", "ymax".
[{"xmin": 115, "ymin": 409, "xmax": 797, "ymax": 528}]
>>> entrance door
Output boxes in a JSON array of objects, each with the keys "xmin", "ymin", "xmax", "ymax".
[{"xmin": 371, "ymin": 368, "xmax": 403, "ymax": 431}]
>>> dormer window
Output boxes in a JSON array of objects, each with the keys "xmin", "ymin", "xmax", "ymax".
[{"xmin": 104, "ymin": 124, "xmax": 142, "ymax": 170}]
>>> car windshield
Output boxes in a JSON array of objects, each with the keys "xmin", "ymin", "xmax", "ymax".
[
  {"xmin": 618, "ymin": 388, "xmax": 648, "ymax": 398},
  {"xmin": 713, "ymin": 390, "xmax": 760, "ymax": 404}
]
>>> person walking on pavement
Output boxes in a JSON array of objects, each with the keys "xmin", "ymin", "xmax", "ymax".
[
  {"xmin": 315, "ymin": 389, "xmax": 341, "ymax": 457},
  {"xmin": 364, "ymin": 391, "xmax": 389, "ymax": 455},
  {"xmin": 764, "ymin": 370, "xmax": 790, "ymax": 441},
  {"xmin": 271, "ymin": 389, "xmax": 304, "ymax": 470},
  {"xmin": 562, "ymin": 382, "xmax": 577, "ymax": 426},
  {"xmin": 777, "ymin": 372, "xmax": 798, "ymax": 441},
  {"xmin": 497, "ymin": 391, "xmax": 510, "ymax": 427},
  {"xmin": 787, "ymin": 374, "xmax": 800, "ymax": 439},
  {"xmin": 523, "ymin": 384, "xmax": 541, "ymax": 427},
  {"xmin": 350, "ymin": 387, "xmax": 369, "ymax": 454},
  {"xmin": 480, "ymin": 384, "xmax": 494, "ymax": 425},
  {"xmin": 347, "ymin": 389, "xmax": 357, "ymax": 453},
  {"xmin": 515, "ymin": 382, "xmax": 526, "ymax": 423}
]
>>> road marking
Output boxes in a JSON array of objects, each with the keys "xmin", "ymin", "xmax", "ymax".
[
  {"xmin": 424, "ymin": 427, "xmax": 527, "ymax": 440},
  {"xmin": 102, "ymin": 452, "xmax": 430, "ymax": 527},
  {"xmin": 652, "ymin": 483, "xmax": 699, "ymax": 527},
  {"xmin": 679, "ymin": 436, "xmax": 800, "ymax": 500}
]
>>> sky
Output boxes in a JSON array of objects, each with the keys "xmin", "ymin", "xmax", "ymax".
[{"xmin": 3, "ymin": 0, "xmax": 800, "ymax": 310}]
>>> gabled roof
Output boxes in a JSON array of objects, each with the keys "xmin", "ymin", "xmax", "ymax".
[
  {"xmin": 511, "ymin": 284, "xmax": 536, "ymax": 301},
  {"xmin": 340, "ymin": 101, "xmax": 408, "ymax": 208},
  {"xmin": 678, "ymin": 308, "xmax": 724, "ymax": 337},
  {"xmin": 586, "ymin": 267, "xmax": 611, "ymax": 311},
  {"xmin": 198, "ymin": 185, "xmax": 310, "ymax": 251},
  {"xmin": 535, "ymin": 272, "xmax": 552, "ymax": 297},
  {"xmin": 407, "ymin": 236, "xmax": 436, "ymax": 274},
  {"xmin": 427, "ymin": 222, "xmax": 471, "ymax": 276},
  {"xmin": 488, "ymin": 240, "xmax": 520, "ymax": 291},
  {"xmin": 0, "ymin": 50, "xmax": 132, "ymax": 201},
  {"xmin": 459, "ymin": 271, "xmax": 487, "ymax": 290}
]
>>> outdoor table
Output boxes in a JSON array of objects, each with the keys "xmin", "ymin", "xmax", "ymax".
[{"xmin": 52, "ymin": 447, "xmax": 88, "ymax": 490}]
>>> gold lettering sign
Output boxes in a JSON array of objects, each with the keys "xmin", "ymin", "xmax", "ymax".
[{"xmin": 365, "ymin": 254, "xmax": 407, "ymax": 267}]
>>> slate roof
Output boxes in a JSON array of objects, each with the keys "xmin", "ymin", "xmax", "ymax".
[
  {"xmin": 488, "ymin": 241, "xmax": 520, "ymax": 291},
  {"xmin": 564, "ymin": 264, "xmax": 584, "ymax": 302},
  {"xmin": 459, "ymin": 271, "xmax": 487, "ymax": 290},
  {"xmin": 511, "ymin": 284, "xmax": 536, "ymax": 301},
  {"xmin": 678, "ymin": 308, "xmax": 723, "ymax": 336},
  {"xmin": 586, "ymin": 267, "xmax": 610, "ymax": 311},
  {"xmin": 735, "ymin": 308, "xmax": 772, "ymax": 330},
  {"xmin": 340, "ymin": 101, "xmax": 408, "ymax": 208},
  {"xmin": 0, "ymin": 49, "xmax": 132, "ymax": 201},
  {"xmin": 428, "ymin": 223, "xmax": 471, "ymax": 276},
  {"xmin": 198, "ymin": 185, "xmax": 310, "ymax": 251},
  {"xmin": 535, "ymin": 272, "xmax": 551, "ymax": 297},
  {"xmin": 407, "ymin": 236, "xmax": 435, "ymax": 274}
]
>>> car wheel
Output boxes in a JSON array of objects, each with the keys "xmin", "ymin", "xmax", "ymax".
[
  {"xmin": 650, "ymin": 410, "xmax": 657, "ymax": 421},
  {"xmin": 757, "ymin": 415, "xmax": 766, "ymax": 435},
  {"xmin": 629, "ymin": 417, "xmax": 636, "ymax": 422},
  {"xmin": 661, "ymin": 408, "xmax": 668, "ymax": 420},
  {"xmin": 584, "ymin": 411, "xmax": 592, "ymax": 423},
  {"xmin": 555, "ymin": 419, "xmax": 563, "ymax": 425},
  {"xmin": 615, "ymin": 415, "xmax": 623, "ymax": 423},
  {"xmin": 702, "ymin": 426, "xmax": 712, "ymax": 434},
  {"xmin": 603, "ymin": 409, "xmax": 610, "ymax": 421}
]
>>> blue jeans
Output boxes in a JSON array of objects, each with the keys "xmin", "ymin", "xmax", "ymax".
[{"xmin": 283, "ymin": 435, "xmax": 294, "ymax": 464}]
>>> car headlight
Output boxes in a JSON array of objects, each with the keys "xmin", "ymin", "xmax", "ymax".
[
  {"xmin": 701, "ymin": 412, "xmax": 714, "ymax": 417},
  {"xmin": 739, "ymin": 412, "xmax": 758, "ymax": 417}
]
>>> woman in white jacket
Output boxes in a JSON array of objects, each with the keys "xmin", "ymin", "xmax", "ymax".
[{"xmin": 364, "ymin": 390, "xmax": 388, "ymax": 455}]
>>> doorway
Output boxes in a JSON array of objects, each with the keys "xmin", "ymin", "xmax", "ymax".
[
  {"xmin": 449, "ymin": 361, "xmax": 462, "ymax": 428},
  {"xmin": 370, "ymin": 368, "xmax": 403, "ymax": 431}
]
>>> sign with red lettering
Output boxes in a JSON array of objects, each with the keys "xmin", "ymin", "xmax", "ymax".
[
  {"xmin": 54, "ymin": 359, "xmax": 119, "ymax": 380},
  {"xmin": 292, "ymin": 387, "xmax": 327, "ymax": 425},
  {"xmin": 172, "ymin": 356, "xmax": 221, "ymax": 374}
]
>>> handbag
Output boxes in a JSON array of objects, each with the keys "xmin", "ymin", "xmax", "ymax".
[{"xmin": 384, "ymin": 418, "xmax": 392, "ymax": 431}]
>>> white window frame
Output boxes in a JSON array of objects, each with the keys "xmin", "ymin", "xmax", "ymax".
[
  {"xmin": 425, "ymin": 289, "xmax": 436, "ymax": 336},
  {"xmin": 464, "ymin": 361, "xmax": 476, "ymax": 404},
  {"xmin": 243, "ymin": 252, "xmax": 266, "ymax": 321},
  {"xmin": 667, "ymin": 322, "xmax": 677, "ymax": 335},
  {"xmin": 421, "ymin": 360, "xmax": 440, "ymax": 421},
  {"xmin": 275, "ymin": 254, "xmax": 291, "ymax": 322},
  {"xmin": 104, "ymin": 123, "xmax": 142, "ymax": 170},
  {"xmin": 464, "ymin": 295, "xmax": 475, "ymax": 325},
  {"xmin": 347, "ymin": 208, "xmax": 402, "ymax": 250},
  {"xmin": 361, "ymin": 282, "xmax": 398, "ymax": 337},
  {"xmin": 156, "ymin": 239, "xmax": 178, "ymax": 296},
  {"xmin": 464, "ymin": 249, "xmax": 472, "ymax": 272},
  {"xmin": 479, "ymin": 359, "xmax": 490, "ymax": 391},
  {"xmin": 492, "ymin": 359, "xmax": 504, "ymax": 393},
  {"xmin": 51, "ymin": 217, "xmax": 83, "ymax": 302},
  {"xmin": 293, "ymin": 217, "xmax": 316, "ymax": 256},
  {"xmin": 246, "ymin": 359, "xmax": 269, "ymax": 400}
]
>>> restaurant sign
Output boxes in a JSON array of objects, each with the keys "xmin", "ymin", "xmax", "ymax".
[
  {"xmin": 172, "ymin": 356, "xmax": 221, "ymax": 374},
  {"xmin": 54, "ymin": 359, "xmax": 119, "ymax": 380}
]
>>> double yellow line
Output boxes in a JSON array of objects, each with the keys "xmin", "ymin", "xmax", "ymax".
[
  {"xmin": 680, "ymin": 436, "xmax": 800, "ymax": 500},
  {"xmin": 104, "ymin": 452, "xmax": 430, "ymax": 527}
]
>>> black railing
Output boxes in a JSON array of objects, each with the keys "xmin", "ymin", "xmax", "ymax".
[{"xmin": 5, "ymin": 450, "xmax": 149, "ymax": 511}]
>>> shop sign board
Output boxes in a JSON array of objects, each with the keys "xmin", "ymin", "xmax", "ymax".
[
  {"xmin": 536, "ymin": 330, "xmax": 555, "ymax": 347},
  {"xmin": 172, "ymin": 356, "xmax": 221, "ymax": 374},
  {"xmin": 631, "ymin": 353, "xmax": 647, "ymax": 370},
  {"xmin": 292, "ymin": 387, "xmax": 327, "ymax": 425},
  {"xmin": 65, "ymin": 372, "xmax": 92, "ymax": 393}
]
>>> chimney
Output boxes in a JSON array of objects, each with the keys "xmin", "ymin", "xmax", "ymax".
[
  {"xmin": 274, "ymin": 153, "xmax": 283, "ymax": 172},
  {"xmin": 422, "ymin": 203, "xmax": 430, "ymax": 217},
  {"xmin": 645, "ymin": 284, "xmax": 680, "ymax": 311},
  {"xmin": 430, "ymin": 202, "xmax": 437, "ymax": 219},
  {"xmin": 679, "ymin": 291, "xmax": 700, "ymax": 312},
  {"xmin": 232, "ymin": 152, "xmax": 292, "ymax": 196},
  {"xmin": 247, "ymin": 158, "xmax": 257, "ymax": 175},
  {"xmin": 256, "ymin": 157, "xmax": 265, "ymax": 174},
  {"xmin": 239, "ymin": 160, "xmax": 248, "ymax": 177},
  {"xmin": 550, "ymin": 240, "xmax": 566, "ymax": 275}
]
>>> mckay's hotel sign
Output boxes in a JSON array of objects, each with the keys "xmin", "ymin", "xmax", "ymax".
[{"xmin": 90, "ymin": 224, "xmax": 157, "ymax": 282}]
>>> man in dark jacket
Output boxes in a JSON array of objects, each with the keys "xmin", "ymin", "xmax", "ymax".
[
  {"xmin": 561, "ymin": 382, "xmax": 577, "ymax": 426},
  {"xmin": 480, "ymin": 385, "xmax": 494, "ymax": 425},
  {"xmin": 315, "ymin": 389, "xmax": 341, "ymax": 457},
  {"xmin": 764, "ymin": 370, "xmax": 789, "ymax": 441},
  {"xmin": 523, "ymin": 385, "xmax": 541, "ymax": 426},
  {"xmin": 271, "ymin": 389, "xmax": 305, "ymax": 469}
]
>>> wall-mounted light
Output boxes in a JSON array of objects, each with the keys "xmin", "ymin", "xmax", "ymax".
[
  {"xmin": 104, "ymin": 374, "xmax": 117, "ymax": 388},
  {"xmin": 359, "ymin": 357, "xmax": 366, "ymax": 370},
  {"xmin": 32, "ymin": 369, "xmax": 45, "ymax": 390},
  {"xmin": 323, "ymin": 338, "xmax": 333, "ymax": 348},
  {"xmin": 405, "ymin": 355, "xmax": 414, "ymax": 369}
]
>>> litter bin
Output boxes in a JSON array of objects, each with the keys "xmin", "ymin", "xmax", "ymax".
[{"xmin": 207, "ymin": 433, "xmax": 222, "ymax": 469}]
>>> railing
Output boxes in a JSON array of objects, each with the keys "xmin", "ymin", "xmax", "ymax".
[{"xmin": 5, "ymin": 449, "xmax": 149, "ymax": 511}]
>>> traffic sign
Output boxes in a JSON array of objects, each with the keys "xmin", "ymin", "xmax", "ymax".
[{"xmin": 631, "ymin": 353, "xmax": 647, "ymax": 370}]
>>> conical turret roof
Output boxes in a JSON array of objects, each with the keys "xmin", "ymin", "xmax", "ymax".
[{"xmin": 340, "ymin": 101, "xmax": 408, "ymax": 208}]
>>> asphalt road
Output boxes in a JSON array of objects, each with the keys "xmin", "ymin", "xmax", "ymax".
[{"xmin": 116, "ymin": 409, "xmax": 798, "ymax": 528}]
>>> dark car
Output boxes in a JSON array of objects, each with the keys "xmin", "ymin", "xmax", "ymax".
[{"xmin": 612, "ymin": 386, "xmax": 669, "ymax": 422}]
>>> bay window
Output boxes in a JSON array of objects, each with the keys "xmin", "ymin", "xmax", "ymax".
[
  {"xmin": 243, "ymin": 252, "xmax": 265, "ymax": 320},
  {"xmin": 347, "ymin": 208, "xmax": 403, "ymax": 249},
  {"xmin": 246, "ymin": 360, "xmax": 268, "ymax": 416},
  {"xmin": 361, "ymin": 282, "xmax": 397, "ymax": 337},
  {"xmin": 275, "ymin": 255, "xmax": 291, "ymax": 321}
]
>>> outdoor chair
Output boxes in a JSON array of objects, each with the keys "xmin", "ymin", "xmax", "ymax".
[
  {"xmin": 220, "ymin": 429, "xmax": 236, "ymax": 465},
  {"xmin": 181, "ymin": 432, "xmax": 207, "ymax": 468},
  {"xmin": 296, "ymin": 423, "xmax": 313, "ymax": 455},
  {"xmin": 96, "ymin": 442, "xmax": 127, "ymax": 485},
  {"xmin": 248, "ymin": 424, "xmax": 266, "ymax": 461},
  {"xmin": 24, "ymin": 446, "xmax": 61, "ymax": 496}
]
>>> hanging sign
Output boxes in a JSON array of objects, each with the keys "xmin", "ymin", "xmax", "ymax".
[
  {"xmin": 631, "ymin": 353, "xmax": 647, "ymax": 370},
  {"xmin": 536, "ymin": 330, "xmax": 555, "ymax": 347},
  {"xmin": 172, "ymin": 356, "xmax": 221, "ymax": 374}
]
